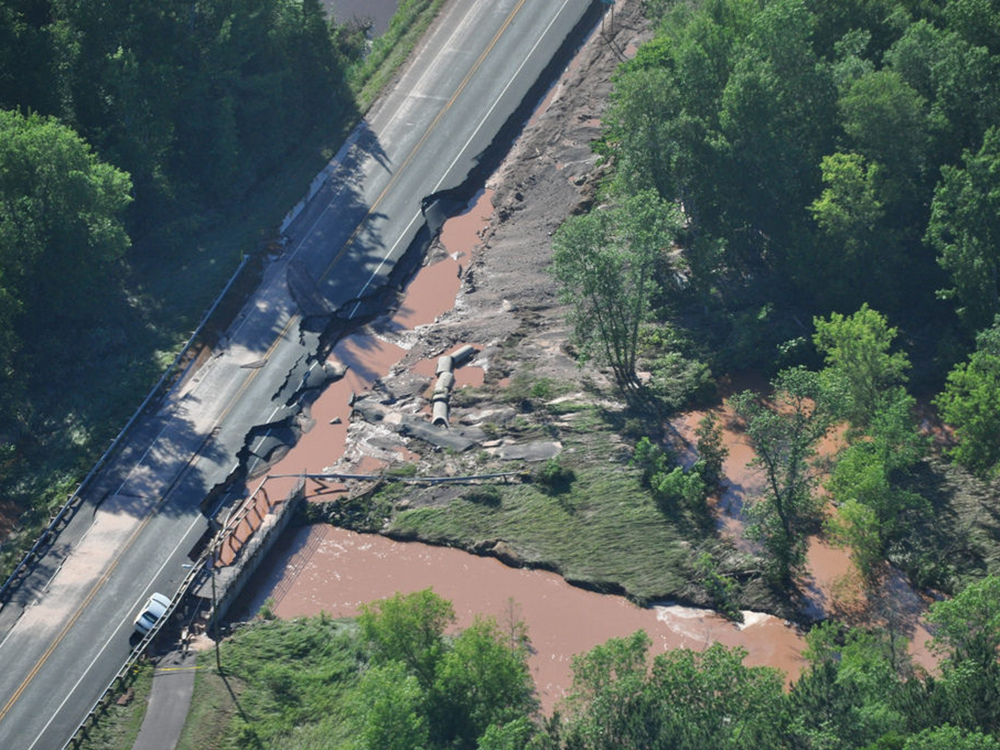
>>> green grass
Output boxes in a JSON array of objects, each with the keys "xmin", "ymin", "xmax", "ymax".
[
  {"xmin": 176, "ymin": 617, "xmax": 362, "ymax": 750},
  {"xmin": 74, "ymin": 664, "xmax": 154, "ymax": 750},
  {"xmin": 386, "ymin": 414, "xmax": 713, "ymax": 605},
  {"xmin": 348, "ymin": 0, "xmax": 446, "ymax": 112}
]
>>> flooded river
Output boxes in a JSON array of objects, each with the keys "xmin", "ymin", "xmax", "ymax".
[{"xmin": 233, "ymin": 191, "xmax": 806, "ymax": 712}]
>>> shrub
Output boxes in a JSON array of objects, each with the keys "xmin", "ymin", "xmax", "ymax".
[
  {"xmin": 533, "ymin": 459, "xmax": 576, "ymax": 494},
  {"xmin": 464, "ymin": 486, "xmax": 502, "ymax": 506}
]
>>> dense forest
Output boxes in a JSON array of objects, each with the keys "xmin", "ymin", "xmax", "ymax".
[
  {"xmin": 541, "ymin": 0, "xmax": 1000, "ymax": 745},
  {"xmin": 8, "ymin": 0, "xmax": 1000, "ymax": 746},
  {"xmin": 0, "ymin": 0, "xmax": 440, "ymax": 554},
  {"xmin": 173, "ymin": 0, "xmax": 1000, "ymax": 747}
]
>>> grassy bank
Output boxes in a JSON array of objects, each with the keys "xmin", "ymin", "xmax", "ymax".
[
  {"xmin": 348, "ymin": 0, "xmax": 446, "ymax": 112},
  {"xmin": 176, "ymin": 618, "xmax": 362, "ymax": 750},
  {"xmin": 74, "ymin": 664, "xmax": 154, "ymax": 750},
  {"xmin": 328, "ymin": 378, "xmax": 745, "ymax": 609},
  {"xmin": 0, "ymin": 0, "xmax": 445, "ymax": 581}
]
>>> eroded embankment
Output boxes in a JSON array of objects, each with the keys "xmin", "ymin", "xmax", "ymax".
[
  {"xmin": 230, "ymin": 0, "xmax": 809, "ymax": 713},
  {"xmin": 203, "ymin": 0, "xmax": 604, "ymax": 523}
]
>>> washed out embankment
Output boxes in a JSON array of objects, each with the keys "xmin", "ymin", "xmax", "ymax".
[
  {"xmin": 225, "ymin": 0, "xmax": 810, "ymax": 716},
  {"xmin": 230, "ymin": 195, "xmax": 804, "ymax": 714},
  {"xmin": 235, "ymin": 116, "xmax": 805, "ymax": 733},
  {"xmin": 208, "ymin": 0, "xmax": 604, "ymax": 519}
]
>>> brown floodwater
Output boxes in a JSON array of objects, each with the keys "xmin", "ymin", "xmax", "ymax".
[
  {"xmin": 668, "ymin": 397, "xmax": 939, "ymax": 671},
  {"xmin": 253, "ymin": 189, "xmax": 494, "ymax": 505},
  {"xmin": 238, "ymin": 523, "xmax": 805, "ymax": 712},
  {"xmin": 233, "ymin": 191, "xmax": 807, "ymax": 713}
]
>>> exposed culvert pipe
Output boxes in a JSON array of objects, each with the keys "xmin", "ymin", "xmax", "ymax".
[
  {"xmin": 436, "ymin": 355, "xmax": 453, "ymax": 375},
  {"xmin": 432, "ymin": 399, "xmax": 450, "ymax": 427},
  {"xmin": 435, "ymin": 371, "xmax": 455, "ymax": 392},
  {"xmin": 450, "ymin": 344, "xmax": 476, "ymax": 366}
]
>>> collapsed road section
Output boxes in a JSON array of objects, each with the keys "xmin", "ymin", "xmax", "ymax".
[{"xmin": 0, "ymin": 2, "xmax": 601, "ymax": 749}]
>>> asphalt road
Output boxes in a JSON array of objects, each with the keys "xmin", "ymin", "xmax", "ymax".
[{"xmin": 0, "ymin": 1, "xmax": 597, "ymax": 748}]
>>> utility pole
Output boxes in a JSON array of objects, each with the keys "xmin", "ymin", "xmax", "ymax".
[{"xmin": 210, "ymin": 552, "xmax": 221, "ymax": 672}]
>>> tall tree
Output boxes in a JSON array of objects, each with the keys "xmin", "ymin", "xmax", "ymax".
[
  {"xmin": 731, "ymin": 367, "xmax": 833, "ymax": 585},
  {"xmin": 550, "ymin": 190, "xmax": 682, "ymax": 397},
  {"xmin": 926, "ymin": 127, "xmax": 1000, "ymax": 331},
  {"xmin": 807, "ymin": 153, "xmax": 890, "ymax": 308},
  {"xmin": 812, "ymin": 304, "xmax": 910, "ymax": 428},
  {"xmin": 429, "ymin": 616, "xmax": 536, "ymax": 749},
  {"xmin": 0, "ymin": 107, "xmax": 131, "ymax": 408},
  {"xmin": 560, "ymin": 630, "xmax": 789, "ymax": 749},
  {"xmin": 839, "ymin": 69, "xmax": 930, "ymax": 206},
  {"xmin": 356, "ymin": 588, "xmax": 455, "ymax": 689},
  {"xmin": 927, "ymin": 575, "xmax": 1000, "ymax": 732},
  {"xmin": 352, "ymin": 662, "xmax": 429, "ymax": 750},
  {"xmin": 934, "ymin": 318, "xmax": 1000, "ymax": 478},
  {"xmin": 826, "ymin": 389, "xmax": 927, "ymax": 582}
]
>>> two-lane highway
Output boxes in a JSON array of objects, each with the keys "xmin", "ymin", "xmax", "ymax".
[{"xmin": 0, "ymin": 1, "xmax": 596, "ymax": 747}]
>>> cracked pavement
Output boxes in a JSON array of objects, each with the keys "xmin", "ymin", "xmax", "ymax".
[{"xmin": 0, "ymin": 1, "xmax": 599, "ymax": 747}]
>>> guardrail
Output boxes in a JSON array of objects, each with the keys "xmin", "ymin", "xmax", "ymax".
[
  {"xmin": 61, "ymin": 474, "xmax": 300, "ymax": 749},
  {"xmin": 61, "ymin": 548, "xmax": 211, "ymax": 750},
  {"xmin": 270, "ymin": 470, "xmax": 527, "ymax": 484},
  {"xmin": 0, "ymin": 254, "xmax": 252, "ymax": 608}
]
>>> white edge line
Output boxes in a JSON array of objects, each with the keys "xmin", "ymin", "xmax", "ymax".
[
  {"xmin": 26, "ymin": 512, "xmax": 207, "ymax": 750},
  {"xmin": 347, "ymin": 0, "xmax": 573, "ymax": 317}
]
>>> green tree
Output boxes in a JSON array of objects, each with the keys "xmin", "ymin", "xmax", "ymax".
[
  {"xmin": 826, "ymin": 389, "xmax": 927, "ymax": 581},
  {"xmin": 352, "ymin": 661, "xmax": 429, "ymax": 750},
  {"xmin": 430, "ymin": 616, "xmax": 537, "ymax": 749},
  {"xmin": 550, "ymin": 190, "xmax": 682, "ymax": 396},
  {"xmin": 476, "ymin": 717, "xmax": 539, "ymax": 750},
  {"xmin": 561, "ymin": 630, "xmax": 652, "ymax": 749},
  {"xmin": 731, "ymin": 367, "xmax": 833, "ymax": 585},
  {"xmin": 813, "ymin": 304, "xmax": 910, "ymax": 428},
  {"xmin": 560, "ymin": 631, "xmax": 789, "ymax": 749},
  {"xmin": 927, "ymin": 127, "xmax": 1000, "ymax": 331},
  {"xmin": 839, "ymin": 69, "xmax": 930, "ymax": 204},
  {"xmin": 794, "ymin": 624, "xmax": 913, "ymax": 749},
  {"xmin": 715, "ymin": 0, "xmax": 836, "ymax": 271},
  {"xmin": 927, "ymin": 575, "xmax": 1000, "ymax": 732},
  {"xmin": 934, "ymin": 318, "xmax": 1000, "ymax": 478},
  {"xmin": 357, "ymin": 588, "xmax": 455, "ymax": 688},
  {"xmin": 808, "ymin": 152, "xmax": 889, "ymax": 307},
  {"xmin": 0, "ymin": 108, "xmax": 132, "ymax": 318},
  {"xmin": 0, "ymin": 108, "xmax": 131, "ymax": 430},
  {"xmin": 694, "ymin": 411, "xmax": 728, "ymax": 487},
  {"xmin": 827, "ymin": 498, "xmax": 885, "ymax": 583},
  {"xmin": 902, "ymin": 724, "xmax": 1000, "ymax": 750}
]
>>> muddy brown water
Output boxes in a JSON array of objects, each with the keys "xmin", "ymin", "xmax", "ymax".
[
  {"xmin": 231, "ymin": 192, "xmax": 807, "ymax": 713},
  {"xmin": 238, "ymin": 523, "xmax": 805, "ymax": 713},
  {"xmin": 671, "ymin": 401, "xmax": 938, "ymax": 672}
]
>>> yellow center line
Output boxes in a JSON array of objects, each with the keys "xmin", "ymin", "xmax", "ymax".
[
  {"xmin": 0, "ymin": 0, "xmax": 530, "ymax": 728},
  {"xmin": 154, "ymin": 666, "xmax": 203, "ymax": 673},
  {"xmin": 216, "ymin": 0, "xmax": 527, "ymax": 423},
  {"xmin": 317, "ymin": 0, "xmax": 528, "ymax": 283},
  {"xmin": 0, "ymin": 491, "xmax": 167, "ymax": 721}
]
